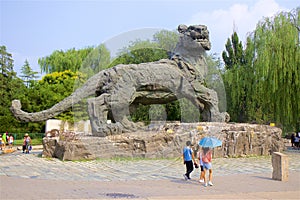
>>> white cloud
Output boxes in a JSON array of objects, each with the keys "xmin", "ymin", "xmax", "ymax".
[{"xmin": 187, "ymin": 0, "xmax": 288, "ymax": 55}]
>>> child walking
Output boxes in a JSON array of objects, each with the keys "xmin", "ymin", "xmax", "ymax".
[
  {"xmin": 197, "ymin": 148, "xmax": 205, "ymax": 183},
  {"xmin": 182, "ymin": 141, "xmax": 196, "ymax": 180}
]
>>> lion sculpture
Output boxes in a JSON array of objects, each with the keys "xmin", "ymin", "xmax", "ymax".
[{"xmin": 11, "ymin": 24, "xmax": 229, "ymax": 137}]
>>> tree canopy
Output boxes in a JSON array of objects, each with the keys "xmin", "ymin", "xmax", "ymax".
[
  {"xmin": 250, "ymin": 8, "xmax": 300, "ymax": 131},
  {"xmin": 222, "ymin": 8, "xmax": 300, "ymax": 131},
  {"xmin": 38, "ymin": 47, "xmax": 94, "ymax": 73}
]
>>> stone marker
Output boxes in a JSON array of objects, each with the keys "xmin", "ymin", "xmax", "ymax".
[{"xmin": 272, "ymin": 152, "xmax": 289, "ymax": 181}]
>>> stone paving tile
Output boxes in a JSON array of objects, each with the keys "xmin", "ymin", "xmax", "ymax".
[{"xmin": 0, "ymin": 150, "xmax": 299, "ymax": 182}]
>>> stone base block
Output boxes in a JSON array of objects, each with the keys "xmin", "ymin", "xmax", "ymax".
[{"xmin": 272, "ymin": 152, "xmax": 289, "ymax": 181}]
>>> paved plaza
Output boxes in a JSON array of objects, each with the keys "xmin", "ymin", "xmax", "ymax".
[{"xmin": 0, "ymin": 147, "xmax": 299, "ymax": 199}]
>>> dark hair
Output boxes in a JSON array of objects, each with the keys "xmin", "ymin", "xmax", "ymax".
[
  {"xmin": 186, "ymin": 141, "xmax": 191, "ymax": 146},
  {"xmin": 203, "ymin": 147, "xmax": 210, "ymax": 155}
]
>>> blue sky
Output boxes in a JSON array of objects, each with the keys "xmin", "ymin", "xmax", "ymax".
[{"xmin": 0, "ymin": 0, "xmax": 299, "ymax": 77}]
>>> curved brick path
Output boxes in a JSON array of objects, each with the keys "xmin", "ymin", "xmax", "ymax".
[
  {"xmin": 0, "ymin": 148, "xmax": 299, "ymax": 199},
  {"xmin": 0, "ymin": 149, "xmax": 299, "ymax": 181}
]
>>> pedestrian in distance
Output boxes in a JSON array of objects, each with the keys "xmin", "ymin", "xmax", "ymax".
[
  {"xmin": 22, "ymin": 136, "xmax": 26, "ymax": 153},
  {"xmin": 182, "ymin": 141, "xmax": 196, "ymax": 180},
  {"xmin": 202, "ymin": 147, "xmax": 214, "ymax": 187},
  {"xmin": 8, "ymin": 134, "xmax": 14, "ymax": 149},
  {"xmin": 0, "ymin": 134, "xmax": 3, "ymax": 150},
  {"xmin": 291, "ymin": 133, "xmax": 295, "ymax": 148},
  {"xmin": 24, "ymin": 133, "xmax": 31, "ymax": 154},
  {"xmin": 2, "ymin": 132, "xmax": 7, "ymax": 149},
  {"xmin": 294, "ymin": 134, "xmax": 300, "ymax": 150},
  {"xmin": 6, "ymin": 133, "xmax": 9, "ymax": 145}
]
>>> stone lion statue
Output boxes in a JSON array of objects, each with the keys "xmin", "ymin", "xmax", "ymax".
[{"xmin": 11, "ymin": 24, "xmax": 229, "ymax": 137}]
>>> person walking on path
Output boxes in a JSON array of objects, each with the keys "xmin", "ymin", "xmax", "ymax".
[
  {"xmin": 24, "ymin": 133, "xmax": 31, "ymax": 154},
  {"xmin": 294, "ymin": 133, "xmax": 300, "ymax": 150},
  {"xmin": 22, "ymin": 136, "xmax": 26, "ymax": 153},
  {"xmin": 202, "ymin": 147, "xmax": 213, "ymax": 187},
  {"xmin": 8, "ymin": 134, "xmax": 14, "ymax": 149},
  {"xmin": 291, "ymin": 133, "xmax": 295, "ymax": 148},
  {"xmin": 0, "ymin": 134, "xmax": 3, "ymax": 150},
  {"xmin": 197, "ymin": 148, "xmax": 205, "ymax": 183},
  {"xmin": 182, "ymin": 141, "xmax": 196, "ymax": 180},
  {"xmin": 2, "ymin": 132, "xmax": 7, "ymax": 149}
]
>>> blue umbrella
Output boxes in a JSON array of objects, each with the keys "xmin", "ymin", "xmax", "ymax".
[{"xmin": 198, "ymin": 137, "xmax": 222, "ymax": 148}]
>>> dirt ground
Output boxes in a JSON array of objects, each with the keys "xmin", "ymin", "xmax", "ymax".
[{"xmin": 1, "ymin": 171, "xmax": 299, "ymax": 199}]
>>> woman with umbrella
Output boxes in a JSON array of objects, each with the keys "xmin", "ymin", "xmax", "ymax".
[
  {"xmin": 198, "ymin": 137, "xmax": 222, "ymax": 187},
  {"xmin": 201, "ymin": 147, "xmax": 213, "ymax": 187}
]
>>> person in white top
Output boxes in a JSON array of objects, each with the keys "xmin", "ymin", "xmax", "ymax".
[
  {"xmin": 8, "ymin": 134, "xmax": 14, "ymax": 149},
  {"xmin": 197, "ymin": 148, "xmax": 205, "ymax": 183}
]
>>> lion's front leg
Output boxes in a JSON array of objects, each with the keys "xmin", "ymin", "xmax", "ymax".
[
  {"xmin": 87, "ymin": 94, "xmax": 110, "ymax": 136},
  {"xmin": 87, "ymin": 94, "xmax": 127, "ymax": 136},
  {"xmin": 193, "ymin": 84, "xmax": 228, "ymax": 122}
]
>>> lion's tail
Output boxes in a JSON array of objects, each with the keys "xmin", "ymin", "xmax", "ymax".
[{"xmin": 10, "ymin": 73, "xmax": 101, "ymax": 122}]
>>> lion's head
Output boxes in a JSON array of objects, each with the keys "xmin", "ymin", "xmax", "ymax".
[{"xmin": 177, "ymin": 24, "xmax": 211, "ymax": 51}]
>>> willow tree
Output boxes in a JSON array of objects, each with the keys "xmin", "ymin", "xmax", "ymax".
[
  {"xmin": 252, "ymin": 8, "xmax": 300, "ymax": 131},
  {"xmin": 38, "ymin": 47, "xmax": 94, "ymax": 73}
]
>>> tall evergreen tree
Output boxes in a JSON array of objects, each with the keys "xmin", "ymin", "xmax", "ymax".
[
  {"xmin": 0, "ymin": 46, "xmax": 15, "ymax": 77},
  {"xmin": 222, "ymin": 32, "xmax": 252, "ymax": 122},
  {"xmin": 20, "ymin": 59, "xmax": 39, "ymax": 87},
  {"xmin": 222, "ymin": 32, "xmax": 245, "ymax": 70},
  {"xmin": 0, "ymin": 46, "xmax": 28, "ymax": 132}
]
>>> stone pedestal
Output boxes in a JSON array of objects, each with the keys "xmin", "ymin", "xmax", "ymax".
[
  {"xmin": 272, "ymin": 152, "xmax": 289, "ymax": 181},
  {"xmin": 42, "ymin": 123, "xmax": 285, "ymax": 160}
]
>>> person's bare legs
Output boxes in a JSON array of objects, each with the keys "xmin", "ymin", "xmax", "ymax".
[
  {"xmin": 203, "ymin": 169, "xmax": 207, "ymax": 186},
  {"xmin": 208, "ymin": 169, "xmax": 213, "ymax": 186},
  {"xmin": 199, "ymin": 170, "xmax": 205, "ymax": 182}
]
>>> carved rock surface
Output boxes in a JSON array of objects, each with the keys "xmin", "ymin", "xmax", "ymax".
[
  {"xmin": 43, "ymin": 122, "xmax": 285, "ymax": 160},
  {"xmin": 42, "ymin": 138, "xmax": 96, "ymax": 161}
]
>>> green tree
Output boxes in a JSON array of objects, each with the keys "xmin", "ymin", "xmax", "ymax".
[
  {"xmin": 0, "ymin": 46, "xmax": 15, "ymax": 77},
  {"xmin": 111, "ymin": 29, "xmax": 178, "ymax": 67},
  {"xmin": 250, "ymin": 8, "xmax": 300, "ymax": 131},
  {"xmin": 153, "ymin": 29, "xmax": 179, "ymax": 53},
  {"xmin": 38, "ymin": 47, "xmax": 94, "ymax": 73},
  {"xmin": 21, "ymin": 70, "xmax": 88, "ymax": 125},
  {"xmin": 205, "ymin": 53, "xmax": 227, "ymax": 113},
  {"xmin": 222, "ymin": 32, "xmax": 245, "ymax": 70},
  {"xmin": 110, "ymin": 40, "xmax": 168, "ymax": 67},
  {"xmin": 222, "ymin": 8, "xmax": 300, "ymax": 132},
  {"xmin": 222, "ymin": 32, "xmax": 252, "ymax": 122},
  {"xmin": 81, "ymin": 44, "xmax": 111, "ymax": 76},
  {"xmin": 20, "ymin": 59, "xmax": 39, "ymax": 87},
  {"xmin": 0, "ymin": 46, "xmax": 28, "ymax": 133}
]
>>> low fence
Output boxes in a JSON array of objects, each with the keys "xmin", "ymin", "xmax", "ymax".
[{"xmin": 8, "ymin": 133, "xmax": 44, "ymax": 140}]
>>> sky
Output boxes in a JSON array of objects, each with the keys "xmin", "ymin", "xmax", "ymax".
[{"xmin": 0, "ymin": 0, "xmax": 299, "ymax": 77}]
